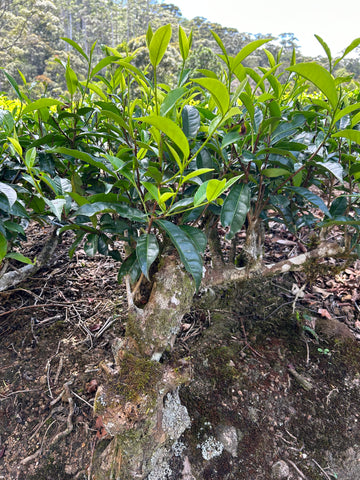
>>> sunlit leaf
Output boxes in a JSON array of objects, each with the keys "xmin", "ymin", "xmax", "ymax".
[
  {"xmin": 23, "ymin": 98, "xmax": 62, "ymax": 114},
  {"xmin": 193, "ymin": 77, "xmax": 230, "ymax": 116},
  {"xmin": 333, "ymin": 129, "xmax": 360, "ymax": 145},
  {"xmin": 287, "ymin": 62, "xmax": 338, "ymax": 110},
  {"xmin": 0, "ymin": 182, "xmax": 17, "ymax": 207},
  {"xmin": 149, "ymin": 24, "xmax": 172, "ymax": 67},
  {"xmin": 138, "ymin": 115, "xmax": 189, "ymax": 160}
]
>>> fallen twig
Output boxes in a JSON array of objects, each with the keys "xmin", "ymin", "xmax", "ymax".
[
  {"xmin": 0, "ymin": 302, "xmax": 73, "ymax": 319},
  {"xmin": 288, "ymin": 459, "xmax": 307, "ymax": 479},
  {"xmin": 288, "ymin": 364, "xmax": 314, "ymax": 391},
  {"xmin": 312, "ymin": 459, "xmax": 331, "ymax": 480}
]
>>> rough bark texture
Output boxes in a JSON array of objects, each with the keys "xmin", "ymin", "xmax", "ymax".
[
  {"xmin": 126, "ymin": 253, "xmax": 196, "ymax": 360},
  {"xmin": 92, "ymin": 254, "xmax": 196, "ymax": 479}
]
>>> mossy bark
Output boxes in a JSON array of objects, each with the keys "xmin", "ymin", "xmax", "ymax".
[
  {"xmin": 92, "ymin": 254, "xmax": 195, "ymax": 479},
  {"xmin": 126, "ymin": 253, "xmax": 196, "ymax": 360}
]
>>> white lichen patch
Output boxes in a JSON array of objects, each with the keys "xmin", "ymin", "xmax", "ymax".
[
  {"xmin": 148, "ymin": 447, "xmax": 172, "ymax": 480},
  {"xmin": 172, "ymin": 440, "xmax": 186, "ymax": 457},
  {"xmin": 199, "ymin": 436, "xmax": 224, "ymax": 460},
  {"xmin": 162, "ymin": 389, "xmax": 191, "ymax": 440},
  {"xmin": 170, "ymin": 294, "xmax": 180, "ymax": 306}
]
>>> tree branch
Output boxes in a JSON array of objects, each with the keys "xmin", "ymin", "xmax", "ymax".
[
  {"xmin": 203, "ymin": 242, "xmax": 345, "ymax": 288},
  {"xmin": 0, "ymin": 229, "xmax": 59, "ymax": 292}
]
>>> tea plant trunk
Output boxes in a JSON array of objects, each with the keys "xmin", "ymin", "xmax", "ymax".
[{"xmin": 92, "ymin": 239, "xmax": 344, "ymax": 479}]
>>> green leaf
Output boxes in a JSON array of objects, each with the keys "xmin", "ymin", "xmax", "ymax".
[
  {"xmin": 160, "ymin": 87, "xmax": 187, "ymax": 116},
  {"xmin": 51, "ymin": 147, "xmax": 116, "ymax": 177},
  {"xmin": 179, "ymin": 26, "xmax": 191, "ymax": 61},
  {"xmin": 240, "ymin": 92, "xmax": 255, "ymax": 127},
  {"xmin": 315, "ymin": 160, "xmax": 343, "ymax": 183},
  {"xmin": 146, "ymin": 24, "xmax": 153, "ymax": 48},
  {"xmin": 334, "ymin": 103, "xmax": 360, "ymax": 124},
  {"xmin": 220, "ymin": 183, "xmax": 251, "ymax": 240},
  {"xmin": 166, "ymin": 142, "xmax": 184, "ymax": 174},
  {"xmin": 117, "ymin": 251, "xmax": 141, "ymax": 284},
  {"xmin": 69, "ymin": 231, "xmax": 86, "ymax": 259},
  {"xmin": 286, "ymin": 62, "xmax": 338, "ymax": 110},
  {"xmin": 193, "ymin": 77, "xmax": 230, "ymax": 116},
  {"xmin": 6, "ymin": 252, "xmax": 34, "ymax": 265},
  {"xmin": 0, "ymin": 233, "xmax": 7, "ymax": 261},
  {"xmin": 179, "ymin": 225, "xmax": 207, "ymax": 254},
  {"xmin": 1, "ymin": 69, "xmax": 24, "ymax": 101},
  {"xmin": 221, "ymin": 131, "xmax": 241, "ymax": 149},
  {"xmin": 332, "ymin": 129, "xmax": 360, "ymax": 145},
  {"xmin": 149, "ymin": 24, "xmax": 172, "ymax": 68},
  {"xmin": 24, "ymin": 147, "xmax": 36, "ymax": 169},
  {"xmin": 334, "ymin": 38, "xmax": 360, "ymax": 67},
  {"xmin": 23, "ymin": 98, "xmax": 62, "ymax": 115},
  {"xmin": 210, "ymin": 30, "xmax": 228, "ymax": 58},
  {"xmin": 75, "ymin": 202, "xmax": 147, "ymax": 223},
  {"xmin": 136, "ymin": 234, "xmax": 159, "ymax": 280},
  {"xmin": 349, "ymin": 163, "xmax": 360, "ymax": 180},
  {"xmin": 90, "ymin": 56, "xmax": 119, "ymax": 78},
  {"xmin": 45, "ymin": 197, "xmax": 66, "ymax": 221},
  {"xmin": 286, "ymin": 186, "xmax": 331, "ymax": 217},
  {"xmin": 206, "ymin": 178, "xmax": 226, "ymax": 202},
  {"xmin": 0, "ymin": 110, "xmax": 14, "ymax": 132},
  {"xmin": 314, "ymin": 35, "xmax": 332, "ymax": 69},
  {"xmin": 141, "ymin": 181, "xmax": 159, "ymax": 203},
  {"xmin": 61, "ymin": 37, "xmax": 89, "ymax": 62},
  {"xmin": 0, "ymin": 182, "xmax": 17, "ymax": 207},
  {"xmin": 182, "ymin": 105, "xmax": 200, "ymax": 138},
  {"xmin": 231, "ymin": 39, "xmax": 271, "ymax": 71},
  {"xmin": 329, "ymin": 196, "xmax": 347, "ymax": 216},
  {"xmin": 84, "ymin": 234, "xmax": 98, "ymax": 256},
  {"xmin": 262, "ymin": 168, "xmax": 290, "ymax": 178},
  {"xmin": 7, "ymin": 137, "xmax": 22, "ymax": 157},
  {"xmin": 138, "ymin": 115, "xmax": 189, "ymax": 160},
  {"xmin": 194, "ymin": 180, "xmax": 210, "ymax": 206},
  {"xmin": 155, "ymin": 219, "xmax": 202, "ymax": 289},
  {"xmin": 181, "ymin": 168, "xmax": 214, "ymax": 185},
  {"xmin": 65, "ymin": 63, "xmax": 78, "ymax": 96}
]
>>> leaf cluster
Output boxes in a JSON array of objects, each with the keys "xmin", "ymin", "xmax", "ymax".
[{"xmin": 1, "ymin": 27, "xmax": 360, "ymax": 288}]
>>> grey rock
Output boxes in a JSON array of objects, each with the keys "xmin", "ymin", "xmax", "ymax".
[
  {"xmin": 271, "ymin": 460, "xmax": 290, "ymax": 479},
  {"xmin": 215, "ymin": 424, "xmax": 239, "ymax": 457}
]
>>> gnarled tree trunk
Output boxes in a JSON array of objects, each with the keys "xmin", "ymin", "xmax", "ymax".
[
  {"xmin": 92, "ymin": 239, "xmax": 345, "ymax": 479},
  {"xmin": 92, "ymin": 254, "xmax": 196, "ymax": 479}
]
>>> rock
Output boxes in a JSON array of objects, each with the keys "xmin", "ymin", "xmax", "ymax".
[
  {"xmin": 181, "ymin": 456, "xmax": 196, "ymax": 480},
  {"xmin": 271, "ymin": 460, "xmax": 290, "ymax": 479},
  {"xmin": 215, "ymin": 424, "xmax": 239, "ymax": 457}
]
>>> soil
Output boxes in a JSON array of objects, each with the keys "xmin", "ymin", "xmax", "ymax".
[{"xmin": 1, "ymin": 224, "xmax": 360, "ymax": 479}]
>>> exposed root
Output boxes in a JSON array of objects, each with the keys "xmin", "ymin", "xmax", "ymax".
[{"xmin": 50, "ymin": 383, "xmax": 74, "ymax": 445}]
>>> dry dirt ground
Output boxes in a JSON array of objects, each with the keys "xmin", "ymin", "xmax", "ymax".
[{"xmin": 1, "ymin": 224, "xmax": 360, "ymax": 479}]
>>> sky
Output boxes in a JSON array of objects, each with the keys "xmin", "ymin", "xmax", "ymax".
[{"xmin": 168, "ymin": 0, "xmax": 360, "ymax": 58}]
